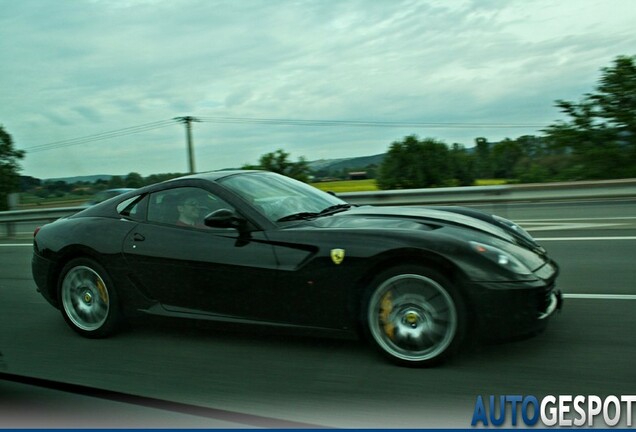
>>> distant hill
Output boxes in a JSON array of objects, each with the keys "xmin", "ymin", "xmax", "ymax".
[
  {"xmin": 46, "ymin": 174, "xmax": 116, "ymax": 183},
  {"xmin": 321, "ymin": 153, "xmax": 385, "ymax": 171},
  {"xmin": 308, "ymin": 153, "xmax": 386, "ymax": 176},
  {"xmin": 306, "ymin": 157, "xmax": 351, "ymax": 171},
  {"xmin": 41, "ymin": 153, "xmax": 387, "ymax": 183}
]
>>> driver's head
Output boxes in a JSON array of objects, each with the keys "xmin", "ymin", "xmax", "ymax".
[{"xmin": 177, "ymin": 196, "xmax": 201, "ymax": 224}]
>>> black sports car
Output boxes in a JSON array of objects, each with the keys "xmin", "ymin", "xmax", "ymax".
[{"xmin": 32, "ymin": 170, "xmax": 562, "ymax": 367}]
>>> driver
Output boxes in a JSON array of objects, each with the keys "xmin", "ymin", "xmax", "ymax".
[{"xmin": 176, "ymin": 196, "xmax": 204, "ymax": 227}]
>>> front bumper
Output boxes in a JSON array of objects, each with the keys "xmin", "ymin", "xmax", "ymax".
[
  {"xmin": 538, "ymin": 289, "xmax": 563, "ymax": 320},
  {"xmin": 469, "ymin": 280, "xmax": 563, "ymax": 341}
]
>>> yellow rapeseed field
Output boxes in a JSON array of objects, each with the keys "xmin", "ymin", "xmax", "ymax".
[{"xmin": 310, "ymin": 179, "xmax": 378, "ymax": 193}]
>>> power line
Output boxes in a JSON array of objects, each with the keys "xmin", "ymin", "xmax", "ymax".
[
  {"xmin": 197, "ymin": 116, "xmax": 545, "ymax": 129},
  {"xmin": 25, "ymin": 115, "xmax": 545, "ymax": 155},
  {"xmin": 24, "ymin": 120, "xmax": 176, "ymax": 153}
]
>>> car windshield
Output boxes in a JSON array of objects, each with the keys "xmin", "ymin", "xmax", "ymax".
[{"xmin": 219, "ymin": 171, "xmax": 349, "ymax": 222}]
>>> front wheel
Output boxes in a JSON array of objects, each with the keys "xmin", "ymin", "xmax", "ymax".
[
  {"xmin": 363, "ymin": 266, "xmax": 466, "ymax": 367},
  {"xmin": 58, "ymin": 258, "xmax": 122, "ymax": 338}
]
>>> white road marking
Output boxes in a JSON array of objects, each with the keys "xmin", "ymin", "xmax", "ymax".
[
  {"xmin": 563, "ymin": 294, "xmax": 636, "ymax": 300},
  {"xmin": 516, "ymin": 217, "xmax": 636, "ymax": 232},
  {"xmin": 536, "ymin": 236, "xmax": 636, "ymax": 241},
  {"xmin": 0, "ymin": 244, "xmax": 31, "ymax": 247},
  {"xmin": 516, "ymin": 216, "xmax": 636, "ymax": 222},
  {"xmin": 524, "ymin": 222, "xmax": 625, "ymax": 231}
]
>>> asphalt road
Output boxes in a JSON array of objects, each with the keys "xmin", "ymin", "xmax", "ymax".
[{"xmin": 0, "ymin": 199, "xmax": 635, "ymax": 428}]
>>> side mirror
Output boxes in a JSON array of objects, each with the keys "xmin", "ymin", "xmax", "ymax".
[{"xmin": 204, "ymin": 209, "xmax": 245, "ymax": 230}]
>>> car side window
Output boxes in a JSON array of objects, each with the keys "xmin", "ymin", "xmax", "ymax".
[
  {"xmin": 147, "ymin": 187, "xmax": 235, "ymax": 229},
  {"xmin": 116, "ymin": 195, "xmax": 147, "ymax": 221}
]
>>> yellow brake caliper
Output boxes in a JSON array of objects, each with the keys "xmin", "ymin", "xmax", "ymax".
[
  {"xmin": 380, "ymin": 291, "xmax": 395, "ymax": 339},
  {"xmin": 96, "ymin": 278, "xmax": 109, "ymax": 304}
]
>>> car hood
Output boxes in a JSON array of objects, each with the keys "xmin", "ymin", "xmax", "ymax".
[{"xmin": 306, "ymin": 205, "xmax": 514, "ymax": 242}]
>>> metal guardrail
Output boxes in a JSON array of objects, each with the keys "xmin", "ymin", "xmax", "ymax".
[
  {"xmin": 0, "ymin": 207, "xmax": 84, "ymax": 238},
  {"xmin": 0, "ymin": 207, "xmax": 84, "ymax": 223},
  {"xmin": 338, "ymin": 178, "xmax": 636, "ymax": 206},
  {"xmin": 2, "ymin": 179, "xmax": 636, "ymax": 237}
]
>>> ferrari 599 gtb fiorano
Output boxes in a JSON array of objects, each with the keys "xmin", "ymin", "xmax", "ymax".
[{"xmin": 32, "ymin": 171, "xmax": 562, "ymax": 367}]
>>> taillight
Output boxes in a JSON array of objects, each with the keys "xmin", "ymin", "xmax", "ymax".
[{"xmin": 34, "ymin": 226, "xmax": 41, "ymax": 237}]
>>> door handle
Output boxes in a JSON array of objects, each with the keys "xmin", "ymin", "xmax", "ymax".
[{"xmin": 133, "ymin": 233, "xmax": 145, "ymax": 242}]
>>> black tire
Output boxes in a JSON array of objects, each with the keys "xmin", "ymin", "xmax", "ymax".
[
  {"xmin": 57, "ymin": 257, "xmax": 122, "ymax": 338},
  {"xmin": 362, "ymin": 265, "xmax": 466, "ymax": 367}
]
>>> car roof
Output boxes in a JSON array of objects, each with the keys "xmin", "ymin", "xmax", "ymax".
[
  {"xmin": 165, "ymin": 170, "xmax": 263, "ymax": 183},
  {"xmin": 104, "ymin": 188, "xmax": 136, "ymax": 193},
  {"xmin": 76, "ymin": 170, "xmax": 275, "ymax": 221}
]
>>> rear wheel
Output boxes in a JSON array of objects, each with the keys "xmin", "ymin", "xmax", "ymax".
[
  {"xmin": 58, "ymin": 258, "xmax": 122, "ymax": 338},
  {"xmin": 363, "ymin": 265, "xmax": 466, "ymax": 367}
]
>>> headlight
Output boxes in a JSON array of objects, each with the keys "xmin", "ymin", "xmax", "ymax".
[
  {"xmin": 493, "ymin": 215, "xmax": 534, "ymax": 241},
  {"xmin": 470, "ymin": 241, "xmax": 533, "ymax": 275}
]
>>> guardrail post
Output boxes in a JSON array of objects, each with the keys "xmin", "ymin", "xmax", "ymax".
[{"xmin": 6, "ymin": 193, "xmax": 19, "ymax": 238}]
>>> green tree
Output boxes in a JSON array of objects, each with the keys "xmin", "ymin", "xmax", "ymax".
[
  {"xmin": 242, "ymin": 149, "xmax": 310, "ymax": 182},
  {"xmin": 448, "ymin": 143, "xmax": 475, "ymax": 186},
  {"xmin": 93, "ymin": 179, "xmax": 109, "ymax": 191},
  {"xmin": 474, "ymin": 137, "xmax": 494, "ymax": 179},
  {"xmin": 108, "ymin": 175, "xmax": 124, "ymax": 188},
  {"xmin": 19, "ymin": 175, "xmax": 41, "ymax": 193},
  {"xmin": 125, "ymin": 172, "xmax": 144, "ymax": 188},
  {"xmin": 511, "ymin": 135, "xmax": 554, "ymax": 183},
  {"xmin": 377, "ymin": 135, "xmax": 452, "ymax": 189},
  {"xmin": 0, "ymin": 125, "xmax": 25, "ymax": 210},
  {"xmin": 491, "ymin": 139, "xmax": 524, "ymax": 179},
  {"xmin": 592, "ymin": 56, "xmax": 636, "ymax": 140},
  {"xmin": 543, "ymin": 55, "xmax": 636, "ymax": 179}
]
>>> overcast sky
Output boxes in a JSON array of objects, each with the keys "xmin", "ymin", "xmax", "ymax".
[{"xmin": 1, "ymin": 0, "xmax": 635, "ymax": 179}]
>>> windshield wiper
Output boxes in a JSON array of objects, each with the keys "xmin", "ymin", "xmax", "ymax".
[
  {"xmin": 276, "ymin": 212, "xmax": 319, "ymax": 222},
  {"xmin": 277, "ymin": 204, "xmax": 354, "ymax": 222},
  {"xmin": 318, "ymin": 203, "xmax": 354, "ymax": 216}
]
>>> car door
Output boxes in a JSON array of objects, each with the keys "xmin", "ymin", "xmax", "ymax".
[{"xmin": 121, "ymin": 186, "xmax": 279, "ymax": 319}]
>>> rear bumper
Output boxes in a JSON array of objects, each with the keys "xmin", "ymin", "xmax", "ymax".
[{"xmin": 31, "ymin": 252, "xmax": 58, "ymax": 308}]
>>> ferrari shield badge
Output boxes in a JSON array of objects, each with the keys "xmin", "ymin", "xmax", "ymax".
[{"xmin": 330, "ymin": 248, "xmax": 345, "ymax": 265}]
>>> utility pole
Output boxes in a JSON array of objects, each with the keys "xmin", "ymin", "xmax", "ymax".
[{"xmin": 174, "ymin": 116, "xmax": 200, "ymax": 174}]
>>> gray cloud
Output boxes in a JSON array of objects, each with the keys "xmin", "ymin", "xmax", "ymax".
[{"xmin": 1, "ymin": 0, "xmax": 635, "ymax": 178}]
